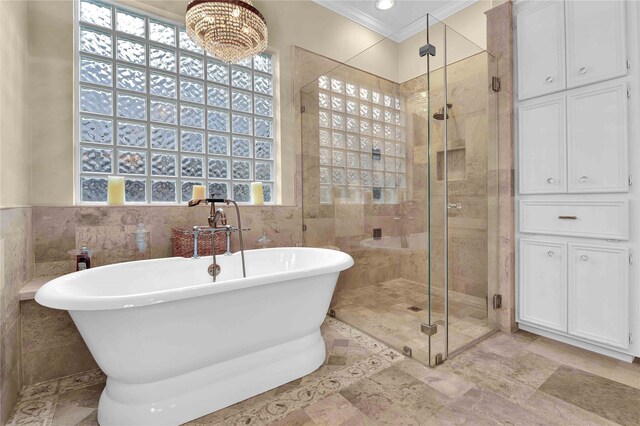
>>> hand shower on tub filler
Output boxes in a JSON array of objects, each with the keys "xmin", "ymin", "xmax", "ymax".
[{"xmin": 188, "ymin": 196, "xmax": 250, "ymax": 281}]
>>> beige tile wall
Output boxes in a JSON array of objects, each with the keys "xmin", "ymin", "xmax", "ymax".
[
  {"xmin": 33, "ymin": 205, "xmax": 303, "ymax": 276},
  {"xmin": 0, "ymin": 208, "xmax": 34, "ymax": 423},
  {"xmin": 486, "ymin": 1, "xmax": 516, "ymax": 332}
]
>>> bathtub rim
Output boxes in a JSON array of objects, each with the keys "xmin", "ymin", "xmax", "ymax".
[{"xmin": 35, "ymin": 247, "xmax": 354, "ymax": 312}]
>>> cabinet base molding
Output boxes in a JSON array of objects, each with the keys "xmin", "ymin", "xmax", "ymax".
[{"xmin": 518, "ymin": 323, "xmax": 636, "ymax": 363}]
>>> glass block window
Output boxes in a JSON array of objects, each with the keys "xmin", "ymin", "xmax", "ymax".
[
  {"xmin": 318, "ymin": 76, "xmax": 406, "ymax": 204},
  {"xmin": 77, "ymin": 0, "xmax": 276, "ymax": 204}
]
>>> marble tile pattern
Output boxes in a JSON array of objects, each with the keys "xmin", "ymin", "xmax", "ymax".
[
  {"xmin": 21, "ymin": 301, "xmax": 98, "ymax": 387},
  {"xmin": 8, "ymin": 317, "xmax": 640, "ymax": 426},
  {"xmin": 0, "ymin": 207, "xmax": 34, "ymax": 423},
  {"xmin": 33, "ymin": 205, "xmax": 303, "ymax": 276}
]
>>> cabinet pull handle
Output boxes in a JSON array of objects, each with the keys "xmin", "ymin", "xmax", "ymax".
[
  {"xmin": 546, "ymin": 177, "xmax": 555, "ymax": 184},
  {"xmin": 579, "ymin": 67, "xmax": 588, "ymax": 74},
  {"xmin": 547, "ymin": 251, "xmax": 555, "ymax": 257},
  {"xmin": 580, "ymin": 255, "xmax": 589, "ymax": 261},
  {"xmin": 579, "ymin": 176, "xmax": 589, "ymax": 183},
  {"xmin": 545, "ymin": 76, "xmax": 554, "ymax": 83},
  {"xmin": 558, "ymin": 215, "xmax": 578, "ymax": 220}
]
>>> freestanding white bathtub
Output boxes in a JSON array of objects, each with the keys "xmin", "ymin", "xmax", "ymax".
[{"xmin": 36, "ymin": 247, "xmax": 354, "ymax": 425}]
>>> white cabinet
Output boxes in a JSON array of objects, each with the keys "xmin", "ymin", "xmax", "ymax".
[
  {"xmin": 568, "ymin": 244, "xmax": 629, "ymax": 349},
  {"xmin": 518, "ymin": 80, "xmax": 628, "ymax": 195},
  {"xmin": 565, "ymin": 1, "xmax": 627, "ymax": 89},
  {"xmin": 567, "ymin": 79, "xmax": 628, "ymax": 193},
  {"xmin": 519, "ymin": 240, "xmax": 567, "ymax": 332},
  {"xmin": 516, "ymin": 1, "xmax": 565, "ymax": 100},
  {"xmin": 518, "ymin": 94, "xmax": 566, "ymax": 194},
  {"xmin": 518, "ymin": 240, "xmax": 631, "ymax": 351}
]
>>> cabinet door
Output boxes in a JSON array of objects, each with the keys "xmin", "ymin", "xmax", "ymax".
[
  {"xmin": 516, "ymin": 1, "xmax": 566, "ymax": 100},
  {"xmin": 518, "ymin": 93, "xmax": 566, "ymax": 194},
  {"xmin": 566, "ymin": 1, "xmax": 627, "ymax": 89},
  {"xmin": 568, "ymin": 244, "xmax": 629, "ymax": 349},
  {"xmin": 567, "ymin": 80, "xmax": 628, "ymax": 193},
  {"xmin": 519, "ymin": 239, "xmax": 567, "ymax": 332}
]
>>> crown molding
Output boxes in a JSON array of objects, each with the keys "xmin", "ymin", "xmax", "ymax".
[
  {"xmin": 311, "ymin": 0, "xmax": 398, "ymax": 39},
  {"xmin": 311, "ymin": 0, "xmax": 479, "ymax": 43}
]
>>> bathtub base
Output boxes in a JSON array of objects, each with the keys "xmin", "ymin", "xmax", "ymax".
[{"xmin": 97, "ymin": 329, "xmax": 326, "ymax": 426}]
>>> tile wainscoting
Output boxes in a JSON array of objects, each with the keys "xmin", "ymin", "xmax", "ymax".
[{"xmin": 0, "ymin": 207, "xmax": 34, "ymax": 424}]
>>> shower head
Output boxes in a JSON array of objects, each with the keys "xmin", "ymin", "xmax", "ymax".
[{"xmin": 433, "ymin": 103, "xmax": 453, "ymax": 120}]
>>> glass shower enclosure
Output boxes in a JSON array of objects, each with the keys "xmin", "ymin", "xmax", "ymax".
[{"xmin": 297, "ymin": 14, "xmax": 499, "ymax": 366}]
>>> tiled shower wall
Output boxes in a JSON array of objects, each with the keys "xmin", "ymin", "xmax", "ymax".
[
  {"xmin": 0, "ymin": 208, "xmax": 34, "ymax": 423},
  {"xmin": 399, "ymin": 52, "xmax": 495, "ymax": 301},
  {"xmin": 296, "ymin": 47, "xmax": 426, "ymax": 299},
  {"xmin": 297, "ymin": 46, "xmax": 496, "ymax": 307}
]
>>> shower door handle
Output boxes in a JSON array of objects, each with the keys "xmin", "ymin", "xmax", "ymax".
[{"xmin": 447, "ymin": 203, "xmax": 462, "ymax": 210}]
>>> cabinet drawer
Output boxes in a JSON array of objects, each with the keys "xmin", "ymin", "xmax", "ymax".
[{"xmin": 519, "ymin": 200, "xmax": 629, "ymax": 240}]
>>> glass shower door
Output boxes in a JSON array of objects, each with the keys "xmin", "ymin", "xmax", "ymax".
[{"xmin": 426, "ymin": 16, "xmax": 499, "ymax": 365}]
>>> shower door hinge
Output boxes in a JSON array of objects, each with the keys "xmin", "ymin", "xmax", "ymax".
[
  {"xmin": 300, "ymin": 106, "xmax": 306, "ymax": 113},
  {"xmin": 491, "ymin": 76, "xmax": 501, "ymax": 92},
  {"xmin": 627, "ymin": 89, "xmax": 631, "ymax": 99},
  {"xmin": 629, "ymin": 175, "xmax": 633, "ymax": 187},
  {"xmin": 492, "ymin": 294, "xmax": 502, "ymax": 310},
  {"xmin": 421, "ymin": 323, "xmax": 438, "ymax": 336},
  {"xmin": 627, "ymin": 58, "xmax": 631, "ymax": 69},
  {"xmin": 629, "ymin": 253, "xmax": 633, "ymax": 265},
  {"xmin": 419, "ymin": 44, "xmax": 436, "ymax": 57}
]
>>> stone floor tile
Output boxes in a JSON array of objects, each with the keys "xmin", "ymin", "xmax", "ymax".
[
  {"xmin": 539, "ymin": 365, "xmax": 640, "ymax": 426},
  {"xmin": 523, "ymin": 390, "xmax": 618, "ymax": 426},
  {"xmin": 303, "ymin": 393, "xmax": 363, "ymax": 425},
  {"xmin": 526, "ymin": 336, "xmax": 640, "ymax": 390},
  {"xmin": 6, "ymin": 317, "xmax": 638, "ymax": 426},
  {"xmin": 395, "ymin": 358, "xmax": 475, "ymax": 399},
  {"xmin": 50, "ymin": 404, "xmax": 95, "ymax": 426}
]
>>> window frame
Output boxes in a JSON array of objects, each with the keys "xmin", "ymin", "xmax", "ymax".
[{"xmin": 73, "ymin": 0, "xmax": 279, "ymax": 205}]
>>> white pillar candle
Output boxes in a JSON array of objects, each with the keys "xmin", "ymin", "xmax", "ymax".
[
  {"xmin": 107, "ymin": 176, "xmax": 125, "ymax": 206},
  {"xmin": 191, "ymin": 184, "xmax": 206, "ymax": 200},
  {"xmin": 251, "ymin": 182, "xmax": 264, "ymax": 205}
]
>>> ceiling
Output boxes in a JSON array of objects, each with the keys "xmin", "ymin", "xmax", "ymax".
[{"xmin": 311, "ymin": 0, "xmax": 477, "ymax": 42}]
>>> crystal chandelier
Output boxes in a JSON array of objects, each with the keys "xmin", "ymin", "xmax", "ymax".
[{"xmin": 186, "ymin": 0, "xmax": 268, "ymax": 64}]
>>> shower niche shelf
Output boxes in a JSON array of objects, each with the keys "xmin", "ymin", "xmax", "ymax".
[{"xmin": 436, "ymin": 146, "xmax": 466, "ymax": 181}]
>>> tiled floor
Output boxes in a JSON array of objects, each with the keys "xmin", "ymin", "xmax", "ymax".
[
  {"xmin": 8, "ymin": 318, "xmax": 640, "ymax": 426},
  {"xmin": 332, "ymin": 278, "xmax": 494, "ymax": 365}
]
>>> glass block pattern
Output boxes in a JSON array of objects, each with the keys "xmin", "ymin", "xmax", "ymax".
[
  {"xmin": 78, "ymin": 0, "xmax": 276, "ymax": 203},
  {"xmin": 318, "ymin": 76, "xmax": 406, "ymax": 204}
]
